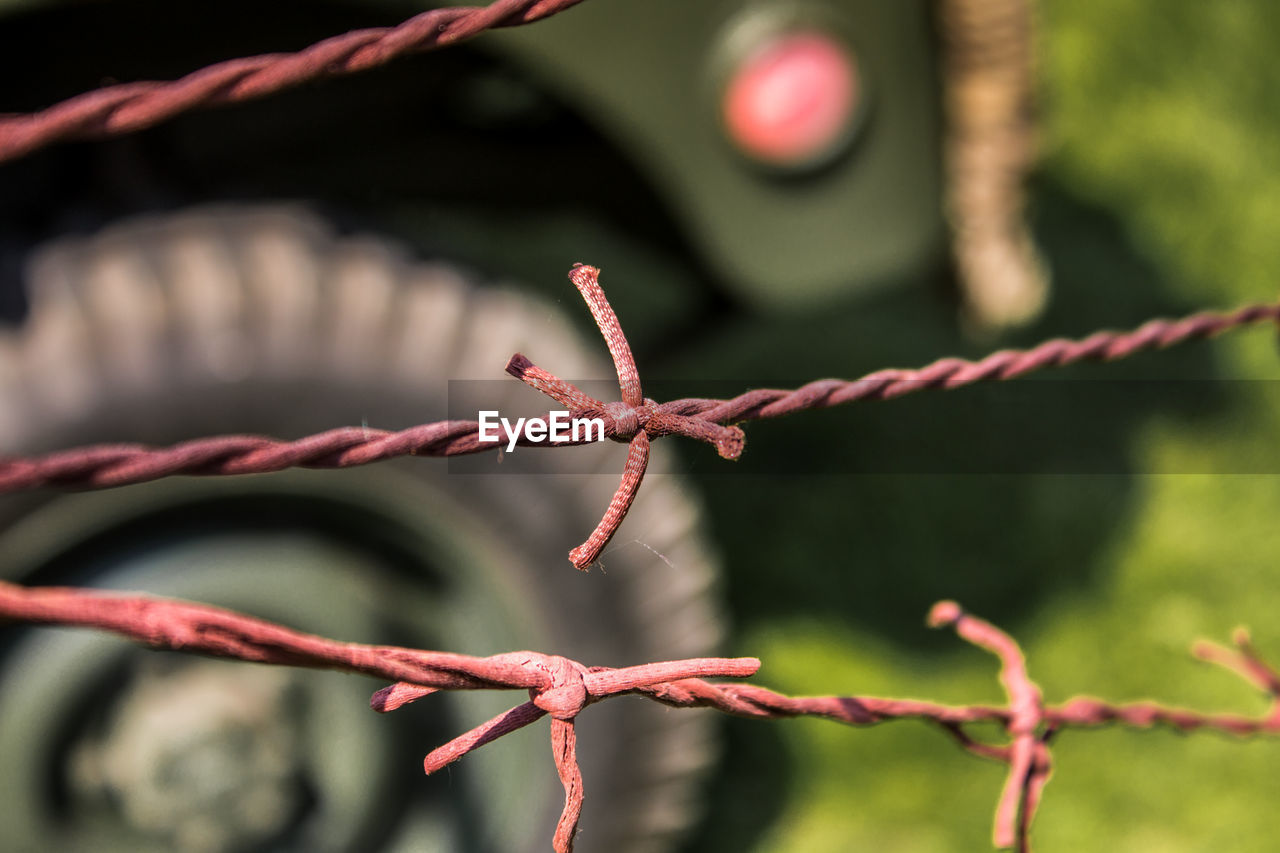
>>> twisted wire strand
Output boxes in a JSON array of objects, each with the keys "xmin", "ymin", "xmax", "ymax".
[
  {"xmin": 0, "ymin": 415, "xmax": 609, "ymax": 491},
  {"xmin": 657, "ymin": 300, "xmax": 1280, "ymax": 423},
  {"xmin": 4, "ymin": 298, "xmax": 1277, "ymax": 493},
  {"xmin": 627, "ymin": 677, "xmax": 1280, "ymax": 738},
  {"xmin": 0, "ymin": 0, "xmax": 586, "ymax": 164},
  {"xmin": 3, "ymin": 580, "xmax": 1277, "ymax": 851},
  {"xmin": 627, "ymin": 679, "xmax": 1280, "ymax": 737},
  {"xmin": 0, "ymin": 577, "xmax": 759, "ymax": 707}
]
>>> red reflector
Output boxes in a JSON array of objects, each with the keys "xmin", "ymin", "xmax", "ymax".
[{"xmin": 722, "ymin": 31, "xmax": 859, "ymax": 167}]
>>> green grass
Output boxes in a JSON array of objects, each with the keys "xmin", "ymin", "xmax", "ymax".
[{"xmin": 678, "ymin": 2, "xmax": 1280, "ymax": 849}]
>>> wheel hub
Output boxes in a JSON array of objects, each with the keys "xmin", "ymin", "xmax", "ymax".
[{"xmin": 70, "ymin": 660, "xmax": 305, "ymax": 852}]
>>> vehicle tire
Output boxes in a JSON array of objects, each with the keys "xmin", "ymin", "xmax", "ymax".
[{"xmin": 0, "ymin": 206, "xmax": 725, "ymax": 853}]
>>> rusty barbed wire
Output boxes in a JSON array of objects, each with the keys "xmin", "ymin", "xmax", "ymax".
[
  {"xmin": 0, "ymin": 577, "xmax": 759, "ymax": 853},
  {"xmin": 2, "ymin": 580, "xmax": 1276, "ymax": 851},
  {"xmin": 2, "ymin": 5, "xmax": 1276, "ymax": 848},
  {"xmin": 939, "ymin": 0, "xmax": 1048, "ymax": 330},
  {"xmin": 508, "ymin": 264, "xmax": 746, "ymax": 568},
  {"xmin": 4, "ymin": 263, "xmax": 1278, "ymax": 566},
  {"xmin": 0, "ymin": 0, "xmax": 586, "ymax": 164}
]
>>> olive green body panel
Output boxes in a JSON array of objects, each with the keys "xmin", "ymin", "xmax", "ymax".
[
  {"xmin": 483, "ymin": 0, "xmax": 946, "ymax": 305},
  {"xmin": 0, "ymin": 0, "xmax": 946, "ymax": 307}
]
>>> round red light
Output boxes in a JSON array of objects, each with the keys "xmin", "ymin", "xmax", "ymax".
[{"xmin": 721, "ymin": 31, "xmax": 860, "ymax": 168}]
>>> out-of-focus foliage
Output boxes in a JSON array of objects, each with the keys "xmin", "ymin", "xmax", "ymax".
[
  {"xmin": 1045, "ymin": 0, "xmax": 1280, "ymax": 308},
  {"xmin": 681, "ymin": 2, "xmax": 1280, "ymax": 850}
]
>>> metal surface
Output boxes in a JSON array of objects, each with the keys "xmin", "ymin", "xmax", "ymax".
[{"xmin": 488, "ymin": 0, "xmax": 945, "ymax": 305}]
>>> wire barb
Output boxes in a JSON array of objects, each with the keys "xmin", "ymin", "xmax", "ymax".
[
  {"xmin": 3, "ymin": 286, "xmax": 1277, "ymax": 571},
  {"xmin": 930, "ymin": 601, "xmax": 1047, "ymax": 849},
  {"xmin": 4, "ymin": 580, "xmax": 1280, "ymax": 851},
  {"xmin": 507, "ymin": 265, "xmax": 745, "ymax": 568}
]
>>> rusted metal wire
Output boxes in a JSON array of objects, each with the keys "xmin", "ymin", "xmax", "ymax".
[
  {"xmin": 930, "ymin": 600, "xmax": 1044, "ymax": 850},
  {"xmin": 659, "ymin": 298, "xmax": 1280, "ymax": 422},
  {"xmin": 3, "ymin": 263, "xmax": 1277, "ymax": 566},
  {"xmin": 2, "ymin": 580, "xmax": 1275, "ymax": 851},
  {"xmin": 0, "ymin": 0, "xmax": 587, "ymax": 164},
  {"xmin": 939, "ymin": 0, "xmax": 1048, "ymax": 329},
  {"xmin": 509, "ymin": 264, "xmax": 745, "ymax": 568},
  {"xmin": 0, "ymin": 421, "xmax": 505, "ymax": 489},
  {"xmin": 2, "ymin": 5, "xmax": 1275, "ymax": 847}
]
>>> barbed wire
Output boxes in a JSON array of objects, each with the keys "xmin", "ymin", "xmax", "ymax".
[
  {"xmin": 2, "ymin": 579, "xmax": 1275, "ymax": 851},
  {"xmin": 0, "ymin": 0, "xmax": 587, "ymax": 164},
  {"xmin": 4, "ymin": 264, "xmax": 1278, "ymax": 567},
  {"xmin": 4, "ymin": 4, "xmax": 1278, "ymax": 848}
]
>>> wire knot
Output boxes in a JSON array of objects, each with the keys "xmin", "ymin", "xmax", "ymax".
[
  {"xmin": 529, "ymin": 654, "xmax": 591, "ymax": 720},
  {"xmin": 604, "ymin": 400, "xmax": 652, "ymax": 440},
  {"xmin": 505, "ymin": 265, "xmax": 745, "ymax": 569}
]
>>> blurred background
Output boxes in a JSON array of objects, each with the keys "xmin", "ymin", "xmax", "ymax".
[{"xmin": 1, "ymin": 0, "xmax": 1279, "ymax": 851}]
